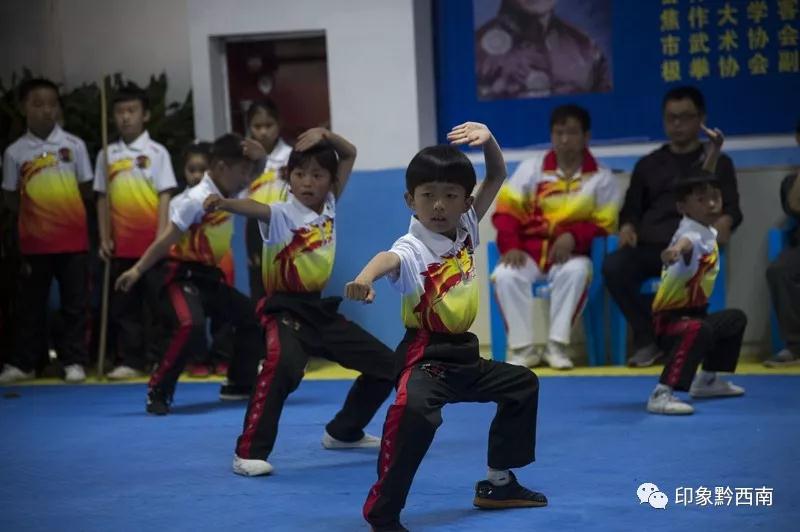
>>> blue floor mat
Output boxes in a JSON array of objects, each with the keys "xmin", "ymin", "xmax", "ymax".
[{"xmin": 0, "ymin": 376, "xmax": 796, "ymax": 531}]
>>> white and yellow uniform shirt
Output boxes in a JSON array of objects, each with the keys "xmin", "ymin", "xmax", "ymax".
[
  {"xmin": 388, "ymin": 208, "xmax": 480, "ymax": 334},
  {"xmin": 168, "ymin": 174, "xmax": 233, "ymax": 268},
  {"xmin": 258, "ymin": 192, "xmax": 336, "ymax": 296},
  {"xmin": 248, "ymin": 138, "xmax": 292, "ymax": 205},
  {"xmin": 2, "ymin": 125, "xmax": 93, "ymax": 254},
  {"xmin": 652, "ymin": 216, "xmax": 719, "ymax": 314},
  {"xmin": 492, "ymin": 149, "xmax": 619, "ymax": 271},
  {"xmin": 94, "ymin": 131, "xmax": 176, "ymax": 258}
]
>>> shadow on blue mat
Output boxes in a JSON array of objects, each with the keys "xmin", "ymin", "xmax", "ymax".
[{"xmin": 0, "ymin": 377, "xmax": 796, "ymax": 531}]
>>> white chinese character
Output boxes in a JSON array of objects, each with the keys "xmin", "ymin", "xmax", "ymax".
[
  {"xmin": 755, "ymin": 487, "xmax": 773, "ymax": 506},
  {"xmin": 675, "ymin": 487, "xmax": 693, "ymax": 506},
  {"xmin": 695, "ymin": 486, "xmax": 712, "ymax": 506},
  {"xmin": 736, "ymin": 487, "xmax": 754, "ymax": 506},
  {"xmin": 715, "ymin": 486, "xmax": 733, "ymax": 506}
]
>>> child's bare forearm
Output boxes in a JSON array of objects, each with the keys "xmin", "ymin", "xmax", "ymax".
[
  {"xmin": 472, "ymin": 135, "xmax": 507, "ymax": 220},
  {"xmin": 326, "ymin": 130, "xmax": 357, "ymax": 162},
  {"xmin": 218, "ymin": 198, "xmax": 271, "ymax": 221},
  {"xmin": 133, "ymin": 224, "xmax": 182, "ymax": 275},
  {"xmin": 356, "ymin": 251, "xmax": 401, "ymax": 282},
  {"xmin": 482, "ymin": 135, "xmax": 507, "ymax": 183}
]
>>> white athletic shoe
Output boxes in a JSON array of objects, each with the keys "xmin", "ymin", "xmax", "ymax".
[
  {"xmin": 321, "ymin": 430, "xmax": 381, "ymax": 450},
  {"xmin": 232, "ymin": 455, "xmax": 273, "ymax": 476},
  {"xmin": 647, "ymin": 389, "xmax": 694, "ymax": 415},
  {"xmin": 107, "ymin": 365, "xmax": 145, "ymax": 380},
  {"xmin": 689, "ymin": 375, "xmax": 745, "ymax": 398},
  {"xmin": 544, "ymin": 341, "xmax": 574, "ymax": 370},
  {"xmin": 0, "ymin": 365, "xmax": 35, "ymax": 384},
  {"xmin": 64, "ymin": 364, "xmax": 86, "ymax": 383},
  {"xmin": 506, "ymin": 345, "xmax": 541, "ymax": 368}
]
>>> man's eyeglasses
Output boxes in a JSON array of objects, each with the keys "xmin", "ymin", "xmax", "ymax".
[{"xmin": 664, "ymin": 112, "xmax": 700, "ymax": 123}]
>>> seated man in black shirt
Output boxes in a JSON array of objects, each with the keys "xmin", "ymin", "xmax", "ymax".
[
  {"xmin": 603, "ymin": 86, "xmax": 743, "ymax": 367},
  {"xmin": 764, "ymin": 120, "xmax": 800, "ymax": 367}
]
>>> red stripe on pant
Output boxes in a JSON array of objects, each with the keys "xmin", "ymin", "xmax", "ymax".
[
  {"xmin": 570, "ymin": 280, "xmax": 590, "ymax": 326},
  {"xmin": 657, "ymin": 317, "xmax": 702, "ymax": 388},
  {"xmin": 236, "ymin": 315, "xmax": 280, "ymax": 458},
  {"xmin": 363, "ymin": 329, "xmax": 430, "ymax": 521},
  {"xmin": 148, "ymin": 282, "xmax": 193, "ymax": 391}
]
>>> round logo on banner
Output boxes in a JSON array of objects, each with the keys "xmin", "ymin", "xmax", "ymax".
[{"xmin": 481, "ymin": 28, "xmax": 513, "ymax": 56}]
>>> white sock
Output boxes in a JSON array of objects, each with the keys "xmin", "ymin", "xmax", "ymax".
[
  {"xmin": 487, "ymin": 468, "xmax": 510, "ymax": 486},
  {"xmin": 653, "ymin": 383, "xmax": 672, "ymax": 396},
  {"xmin": 698, "ymin": 370, "xmax": 716, "ymax": 383}
]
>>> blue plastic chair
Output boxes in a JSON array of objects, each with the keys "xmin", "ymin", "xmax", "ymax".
[
  {"xmin": 768, "ymin": 219, "xmax": 798, "ymax": 354},
  {"xmin": 607, "ymin": 235, "xmax": 727, "ymax": 365},
  {"xmin": 487, "ymin": 238, "xmax": 607, "ymax": 365}
]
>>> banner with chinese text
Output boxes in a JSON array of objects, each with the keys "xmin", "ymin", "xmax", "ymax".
[{"xmin": 435, "ymin": 0, "xmax": 800, "ymax": 147}]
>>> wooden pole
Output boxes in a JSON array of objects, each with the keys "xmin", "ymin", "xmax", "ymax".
[{"xmin": 96, "ymin": 77, "xmax": 111, "ymax": 380}]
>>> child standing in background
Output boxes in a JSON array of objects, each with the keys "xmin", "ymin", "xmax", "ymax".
[
  {"xmin": 95, "ymin": 84, "xmax": 177, "ymax": 380},
  {"xmin": 1, "ymin": 78, "xmax": 94, "ymax": 384},
  {"xmin": 244, "ymin": 100, "xmax": 292, "ymax": 301}
]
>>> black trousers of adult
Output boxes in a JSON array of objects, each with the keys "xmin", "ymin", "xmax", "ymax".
[
  {"xmin": 654, "ymin": 309, "xmax": 747, "ymax": 391},
  {"xmin": 363, "ymin": 329, "xmax": 540, "ymax": 528},
  {"xmin": 602, "ymin": 243, "xmax": 664, "ymax": 352},
  {"xmin": 147, "ymin": 260, "xmax": 263, "ymax": 398},
  {"xmin": 235, "ymin": 293, "xmax": 398, "ymax": 460},
  {"xmin": 766, "ymin": 246, "xmax": 800, "ymax": 355},
  {"xmin": 108, "ymin": 257, "xmax": 151, "ymax": 371},
  {"xmin": 246, "ymin": 218, "xmax": 266, "ymax": 301},
  {"xmin": 12, "ymin": 252, "xmax": 90, "ymax": 372}
]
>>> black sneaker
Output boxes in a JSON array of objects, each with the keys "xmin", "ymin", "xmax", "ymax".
[
  {"xmin": 371, "ymin": 520, "xmax": 408, "ymax": 532},
  {"xmin": 627, "ymin": 344, "xmax": 664, "ymax": 368},
  {"xmin": 219, "ymin": 381, "xmax": 252, "ymax": 401},
  {"xmin": 473, "ymin": 471, "xmax": 547, "ymax": 509},
  {"xmin": 146, "ymin": 390, "xmax": 171, "ymax": 415}
]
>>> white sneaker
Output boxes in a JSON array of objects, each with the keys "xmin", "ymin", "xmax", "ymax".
[
  {"xmin": 232, "ymin": 455, "xmax": 273, "ymax": 476},
  {"xmin": 689, "ymin": 375, "xmax": 745, "ymax": 398},
  {"xmin": 107, "ymin": 365, "xmax": 145, "ymax": 380},
  {"xmin": 506, "ymin": 345, "xmax": 541, "ymax": 367},
  {"xmin": 544, "ymin": 341, "xmax": 574, "ymax": 370},
  {"xmin": 321, "ymin": 430, "xmax": 381, "ymax": 450},
  {"xmin": 64, "ymin": 364, "xmax": 86, "ymax": 383},
  {"xmin": 647, "ymin": 390, "xmax": 694, "ymax": 415},
  {"xmin": 0, "ymin": 365, "xmax": 35, "ymax": 384}
]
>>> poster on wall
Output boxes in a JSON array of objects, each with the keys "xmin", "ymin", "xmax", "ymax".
[
  {"xmin": 474, "ymin": 0, "xmax": 613, "ymax": 100},
  {"xmin": 436, "ymin": 0, "xmax": 800, "ymax": 147}
]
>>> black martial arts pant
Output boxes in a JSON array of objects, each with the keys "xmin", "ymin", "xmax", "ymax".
[
  {"xmin": 12, "ymin": 252, "xmax": 90, "ymax": 372},
  {"xmin": 147, "ymin": 260, "xmax": 263, "ymax": 399},
  {"xmin": 235, "ymin": 292, "xmax": 398, "ymax": 460},
  {"xmin": 364, "ymin": 328, "xmax": 540, "ymax": 528},
  {"xmin": 654, "ymin": 308, "xmax": 747, "ymax": 391}
]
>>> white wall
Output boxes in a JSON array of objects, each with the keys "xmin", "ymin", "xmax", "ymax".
[
  {"xmin": 0, "ymin": 0, "xmax": 63, "ymax": 84},
  {"xmin": 0, "ymin": 0, "xmax": 191, "ymax": 104},
  {"xmin": 187, "ymin": 0, "xmax": 436, "ymax": 170}
]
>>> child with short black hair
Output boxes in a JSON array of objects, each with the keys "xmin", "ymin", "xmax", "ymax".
[
  {"xmin": 244, "ymin": 100, "xmax": 292, "ymax": 300},
  {"xmin": 115, "ymin": 133, "xmax": 265, "ymax": 414},
  {"xmin": 346, "ymin": 122, "xmax": 546, "ymax": 532},
  {"xmin": 647, "ymin": 171, "xmax": 747, "ymax": 415},
  {"xmin": 203, "ymin": 127, "xmax": 398, "ymax": 477},
  {"xmin": 1, "ymin": 78, "xmax": 94, "ymax": 384},
  {"xmin": 96, "ymin": 83, "xmax": 178, "ymax": 380}
]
